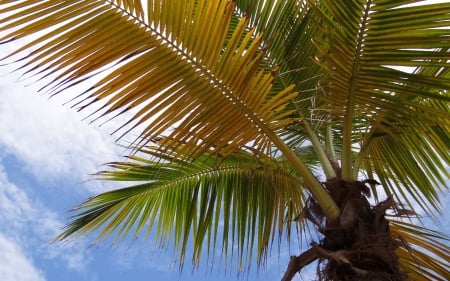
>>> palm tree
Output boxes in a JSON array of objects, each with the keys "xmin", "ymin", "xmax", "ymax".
[{"xmin": 0, "ymin": 1, "xmax": 449, "ymax": 280}]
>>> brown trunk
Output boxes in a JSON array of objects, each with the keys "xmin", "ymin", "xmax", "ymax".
[{"xmin": 283, "ymin": 179, "xmax": 407, "ymax": 281}]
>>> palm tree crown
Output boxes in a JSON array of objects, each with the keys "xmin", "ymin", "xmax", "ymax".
[{"xmin": 0, "ymin": 1, "xmax": 448, "ymax": 280}]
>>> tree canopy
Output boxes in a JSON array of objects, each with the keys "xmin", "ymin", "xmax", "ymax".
[{"xmin": 0, "ymin": 1, "xmax": 449, "ymax": 280}]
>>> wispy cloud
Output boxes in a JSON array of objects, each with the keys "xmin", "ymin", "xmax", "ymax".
[
  {"xmin": 0, "ymin": 74, "xmax": 162, "ymax": 279},
  {"xmin": 0, "ymin": 232, "xmax": 46, "ymax": 281},
  {"xmin": 0, "ymin": 78, "xmax": 123, "ymax": 193},
  {"xmin": 0, "ymin": 165, "xmax": 89, "ymax": 274}
]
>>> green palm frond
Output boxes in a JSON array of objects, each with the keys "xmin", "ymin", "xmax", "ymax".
[
  {"xmin": 234, "ymin": 0, "xmax": 324, "ymax": 107},
  {"xmin": 357, "ymin": 55, "xmax": 450, "ymax": 215},
  {"xmin": 234, "ymin": 1, "xmax": 449, "ymax": 217},
  {"xmin": 56, "ymin": 146, "xmax": 305, "ymax": 268},
  {"xmin": 390, "ymin": 220, "xmax": 450, "ymax": 281},
  {"xmin": 0, "ymin": 0, "xmax": 339, "ymax": 221},
  {"xmin": 303, "ymin": 0, "xmax": 450, "ymax": 213},
  {"xmin": 0, "ymin": 1, "xmax": 287, "ymax": 156},
  {"xmin": 11, "ymin": 1, "xmax": 297, "ymax": 152}
]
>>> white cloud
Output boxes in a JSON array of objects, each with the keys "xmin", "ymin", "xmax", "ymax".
[
  {"xmin": 0, "ymin": 165, "xmax": 88, "ymax": 272},
  {"xmin": 0, "ymin": 76, "xmax": 124, "ymax": 193},
  {"xmin": 0, "ymin": 233, "xmax": 46, "ymax": 281}
]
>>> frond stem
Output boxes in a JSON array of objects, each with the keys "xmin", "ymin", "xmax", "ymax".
[
  {"xmin": 303, "ymin": 119, "xmax": 336, "ymax": 179},
  {"xmin": 268, "ymin": 131, "xmax": 340, "ymax": 222},
  {"xmin": 341, "ymin": 0, "xmax": 372, "ymax": 181},
  {"xmin": 325, "ymin": 124, "xmax": 336, "ymax": 160}
]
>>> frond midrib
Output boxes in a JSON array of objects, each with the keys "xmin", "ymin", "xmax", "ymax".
[
  {"xmin": 100, "ymin": 162, "xmax": 301, "ymax": 200},
  {"xmin": 341, "ymin": 0, "xmax": 373, "ymax": 180}
]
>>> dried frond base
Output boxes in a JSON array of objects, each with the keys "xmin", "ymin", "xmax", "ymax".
[{"xmin": 283, "ymin": 180, "xmax": 408, "ymax": 281}]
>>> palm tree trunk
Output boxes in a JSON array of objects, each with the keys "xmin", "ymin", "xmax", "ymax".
[{"xmin": 282, "ymin": 180, "xmax": 407, "ymax": 281}]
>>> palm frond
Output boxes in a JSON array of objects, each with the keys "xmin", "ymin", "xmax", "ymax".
[
  {"xmin": 0, "ymin": 0, "xmax": 295, "ymax": 158},
  {"xmin": 306, "ymin": 0, "xmax": 450, "ymax": 213},
  {"xmin": 0, "ymin": 0, "xmax": 339, "ymax": 221},
  {"xmin": 390, "ymin": 219, "xmax": 450, "ymax": 281},
  {"xmin": 235, "ymin": 0, "xmax": 324, "ymax": 105},
  {"xmin": 112, "ymin": 0, "xmax": 145, "ymax": 19},
  {"xmin": 56, "ymin": 146, "xmax": 305, "ymax": 268}
]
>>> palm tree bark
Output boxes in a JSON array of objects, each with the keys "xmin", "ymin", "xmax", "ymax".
[{"xmin": 282, "ymin": 180, "xmax": 407, "ymax": 281}]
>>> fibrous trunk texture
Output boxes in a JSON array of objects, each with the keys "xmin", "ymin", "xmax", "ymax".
[{"xmin": 282, "ymin": 179, "xmax": 407, "ymax": 281}]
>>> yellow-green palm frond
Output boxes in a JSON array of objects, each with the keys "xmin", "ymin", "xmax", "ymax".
[
  {"xmin": 234, "ymin": 0, "xmax": 324, "ymax": 103},
  {"xmin": 310, "ymin": 1, "xmax": 450, "ymax": 117},
  {"xmin": 112, "ymin": 0, "xmax": 145, "ymax": 19},
  {"xmin": 360, "ymin": 123, "xmax": 449, "ymax": 215},
  {"xmin": 358, "ymin": 57, "xmax": 450, "ymax": 215},
  {"xmin": 0, "ymin": 0, "xmax": 298, "ymax": 160},
  {"xmin": 390, "ymin": 220, "xmax": 450, "ymax": 281},
  {"xmin": 55, "ymin": 146, "xmax": 305, "ymax": 268},
  {"xmin": 307, "ymin": 0, "xmax": 450, "ymax": 212},
  {"xmin": 0, "ymin": 0, "xmax": 340, "ymax": 221}
]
